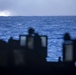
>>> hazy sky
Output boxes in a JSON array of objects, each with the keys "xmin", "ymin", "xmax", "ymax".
[{"xmin": 0, "ymin": 0, "xmax": 76, "ymax": 16}]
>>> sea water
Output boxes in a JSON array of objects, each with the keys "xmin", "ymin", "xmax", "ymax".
[{"xmin": 0, "ymin": 16, "xmax": 76, "ymax": 61}]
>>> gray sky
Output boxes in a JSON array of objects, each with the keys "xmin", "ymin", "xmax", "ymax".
[{"xmin": 0, "ymin": 0, "xmax": 76, "ymax": 16}]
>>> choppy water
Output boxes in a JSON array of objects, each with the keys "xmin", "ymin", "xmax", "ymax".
[{"xmin": 0, "ymin": 16, "xmax": 76, "ymax": 61}]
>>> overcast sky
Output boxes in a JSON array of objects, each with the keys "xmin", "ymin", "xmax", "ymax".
[{"xmin": 0, "ymin": 0, "xmax": 76, "ymax": 16}]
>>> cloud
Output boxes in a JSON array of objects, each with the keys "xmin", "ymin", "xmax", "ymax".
[
  {"xmin": 0, "ymin": 0, "xmax": 76, "ymax": 16},
  {"xmin": 0, "ymin": 10, "xmax": 11, "ymax": 16}
]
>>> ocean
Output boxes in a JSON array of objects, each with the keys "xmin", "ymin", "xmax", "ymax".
[{"xmin": 0, "ymin": 16, "xmax": 76, "ymax": 62}]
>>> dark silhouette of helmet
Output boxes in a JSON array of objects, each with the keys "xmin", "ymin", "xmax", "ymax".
[
  {"xmin": 28, "ymin": 28, "xmax": 35, "ymax": 35},
  {"xmin": 64, "ymin": 33, "xmax": 71, "ymax": 40}
]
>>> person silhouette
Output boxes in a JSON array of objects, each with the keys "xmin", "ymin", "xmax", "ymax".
[
  {"xmin": 26, "ymin": 28, "xmax": 35, "ymax": 49},
  {"xmin": 58, "ymin": 57, "xmax": 62, "ymax": 62},
  {"xmin": 28, "ymin": 28, "xmax": 35, "ymax": 36}
]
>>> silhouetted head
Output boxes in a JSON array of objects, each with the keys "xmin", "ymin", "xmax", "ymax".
[
  {"xmin": 58, "ymin": 57, "xmax": 61, "ymax": 62},
  {"xmin": 28, "ymin": 28, "xmax": 35, "ymax": 35},
  {"xmin": 64, "ymin": 33, "xmax": 71, "ymax": 40}
]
